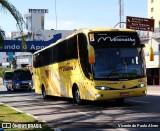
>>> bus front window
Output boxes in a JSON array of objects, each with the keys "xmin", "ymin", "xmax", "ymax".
[{"xmin": 93, "ymin": 48, "xmax": 145, "ymax": 80}]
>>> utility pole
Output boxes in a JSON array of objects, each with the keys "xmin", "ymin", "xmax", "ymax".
[
  {"xmin": 55, "ymin": 0, "xmax": 58, "ymax": 30},
  {"xmin": 119, "ymin": 0, "xmax": 124, "ymax": 28}
]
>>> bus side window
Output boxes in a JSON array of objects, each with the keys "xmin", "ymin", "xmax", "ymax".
[
  {"xmin": 67, "ymin": 36, "xmax": 78, "ymax": 60},
  {"xmin": 57, "ymin": 41, "xmax": 68, "ymax": 62},
  {"xmin": 78, "ymin": 33, "xmax": 91, "ymax": 78}
]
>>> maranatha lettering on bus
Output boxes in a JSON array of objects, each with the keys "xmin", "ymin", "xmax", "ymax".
[{"xmin": 97, "ymin": 35, "xmax": 135, "ymax": 42}]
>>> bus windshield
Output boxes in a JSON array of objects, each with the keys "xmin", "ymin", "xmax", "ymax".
[
  {"xmin": 14, "ymin": 71, "xmax": 32, "ymax": 81},
  {"xmin": 93, "ymin": 47, "xmax": 145, "ymax": 80}
]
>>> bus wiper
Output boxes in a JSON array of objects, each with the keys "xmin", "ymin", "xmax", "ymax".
[
  {"xmin": 125, "ymin": 73, "xmax": 141, "ymax": 78},
  {"xmin": 106, "ymin": 70, "xmax": 140, "ymax": 79},
  {"xmin": 106, "ymin": 69, "xmax": 124, "ymax": 78}
]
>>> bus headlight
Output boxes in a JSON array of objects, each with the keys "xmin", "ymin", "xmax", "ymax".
[
  {"xmin": 29, "ymin": 82, "xmax": 33, "ymax": 88},
  {"xmin": 95, "ymin": 86, "xmax": 110, "ymax": 90},
  {"xmin": 15, "ymin": 83, "xmax": 20, "ymax": 88},
  {"xmin": 137, "ymin": 83, "xmax": 146, "ymax": 88}
]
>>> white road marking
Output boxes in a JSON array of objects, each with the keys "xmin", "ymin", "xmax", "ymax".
[
  {"xmin": 128, "ymin": 100, "xmax": 150, "ymax": 103},
  {"xmin": 117, "ymin": 128, "xmax": 130, "ymax": 131}
]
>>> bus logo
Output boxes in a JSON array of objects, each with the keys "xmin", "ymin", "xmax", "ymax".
[
  {"xmin": 97, "ymin": 35, "xmax": 135, "ymax": 43},
  {"xmin": 122, "ymin": 84, "xmax": 126, "ymax": 89},
  {"xmin": 59, "ymin": 66, "xmax": 74, "ymax": 71}
]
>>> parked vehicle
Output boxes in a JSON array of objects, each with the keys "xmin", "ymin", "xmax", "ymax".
[{"xmin": 3, "ymin": 69, "xmax": 33, "ymax": 91}]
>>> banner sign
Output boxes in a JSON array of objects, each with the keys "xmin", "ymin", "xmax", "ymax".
[
  {"xmin": 29, "ymin": 9, "xmax": 48, "ymax": 14},
  {"xmin": 126, "ymin": 16, "xmax": 154, "ymax": 32},
  {"xmin": 0, "ymin": 33, "xmax": 61, "ymax": 52}
]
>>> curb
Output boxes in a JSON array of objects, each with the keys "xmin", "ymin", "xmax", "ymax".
[
  {"xmin": 0, "ymin": 102, "xmax": 56, "ymax": 130},
  {"xmin": 0, "ymin": 102, "xmax": 44, "ymax": 122}
]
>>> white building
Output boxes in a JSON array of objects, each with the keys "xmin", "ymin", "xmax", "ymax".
[
  {"xmin": 139, "ymin": 0, "xmax": 160, "ymax": 85},
  {"xmin": 1, "ymin": 9, "xmax": 74, "ymax": 69},
  {"xmin": 148, "ymin": 0, "xmax": 160, "ymax": 27},
  {"xmin": 24, "ymin": 9, "xmax": 73, "ymax": 41},
  {"xmin": 0, "ymin": 52, "xmax": 8, "ymax": 68}
]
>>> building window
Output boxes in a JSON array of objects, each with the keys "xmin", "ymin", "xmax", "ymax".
[
  {"xmin": 151, "ymin": 0, "xmax": 154, "ymax": 3},
  {"xmin": 151, "ymin": 16, "xmax": 153, "ymax": 19},
  {"xmin": 151, "ymin": 7, "xmax": 154, "ymax": 12}
]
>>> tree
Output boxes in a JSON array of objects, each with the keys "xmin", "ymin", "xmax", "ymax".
[{"xmin": 0, "ymin": 0, "xmax": 25, "ymax": 47}]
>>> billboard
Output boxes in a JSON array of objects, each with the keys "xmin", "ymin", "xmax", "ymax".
[{"xmin": 0, "ymin": 33, "xmax": 61, "ymax": 52}]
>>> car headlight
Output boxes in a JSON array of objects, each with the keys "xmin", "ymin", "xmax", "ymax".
[
  {"xmin": 137, "ymin": 83, "xmax": 146, "ymax": 88},
  {"xmin": 95, "ymin": 86, "xmax": 110, "ymax": 90}
]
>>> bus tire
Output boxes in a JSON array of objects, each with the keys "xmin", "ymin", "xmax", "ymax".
[
  {"xmin": 7, "ymin": 87, "xmax": 11, "ymax": 91},
  {"xmin": 73, "ymin": 86, "xmax": 82, "ymax": 105},
  {"xmin": 12, "ymin": 85, "xmax": 16, "ymax": 92},
  {"xmin": 42, "ymin": 86, "xmax": 48, "ymax": 99},
  {"xmin": 115, "ymin": 98, "xmax": 125, "ymax": 103},
  {"xmin": 28, "ymin": 88, "xmax": 32, "ymax": 91}
]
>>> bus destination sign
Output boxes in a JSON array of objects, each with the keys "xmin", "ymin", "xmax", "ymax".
[{"xmin": 126, "ymin": 16, "xmax": 154, "ymax": 32}]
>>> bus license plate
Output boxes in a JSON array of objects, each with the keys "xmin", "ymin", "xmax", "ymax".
[{"xmin": 120, "ymin": 92, "xmax": 129, "ymax": 96}]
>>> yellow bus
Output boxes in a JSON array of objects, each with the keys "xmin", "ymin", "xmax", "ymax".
[{"xmin": 33, "ymin": 28, "xmax": 153, "ymax": 104}]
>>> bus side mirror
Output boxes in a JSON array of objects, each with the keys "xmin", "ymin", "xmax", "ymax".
[
  {"xmin": 88, "ymin": 45, "xmax": 95, "ymax": 64},
  {"xmin": 145, "ymin": 44, "xmax": 154, "ymax": 61}
]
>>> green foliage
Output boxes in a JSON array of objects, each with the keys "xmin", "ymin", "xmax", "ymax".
[
  {"xmin": 0, "ymin": 68, "xmax": 32, "ymax": 78},
  {"xmin": 0, "ymin": 68, "xmax": 12, "ymax": 78},
  {"xmin": 0, "ymin": 0, "xmax": 25, "ymax": 47},
  {"xmin": 0, "ymin": 28, "xmax": 5, "ymax": 47},
  {"xmin": 0, "ymin": 104, "xmax": 52, "ymax": 130}
]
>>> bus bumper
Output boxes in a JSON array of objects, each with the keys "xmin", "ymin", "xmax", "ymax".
[{"xmin": 93, "ymin": 87, "xmax": 147, "ymax": 101}]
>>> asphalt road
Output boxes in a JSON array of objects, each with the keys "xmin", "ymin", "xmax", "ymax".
[{"xmin": 0, "ymin": 78, "xmax": 160, "ymax": 131}]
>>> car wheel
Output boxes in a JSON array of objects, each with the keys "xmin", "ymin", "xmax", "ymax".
[
  {"xmin": 7, "ymin": 88, "xmax": 11, "ymax": 91},
  {"xmin": 28, "ymin": 88, "xmax": 32, "ymax": 91}
]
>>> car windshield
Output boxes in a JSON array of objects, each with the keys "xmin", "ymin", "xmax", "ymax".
[{"xmin": 93, "ymin": 48, "xmax": 145, "ymax": 80}]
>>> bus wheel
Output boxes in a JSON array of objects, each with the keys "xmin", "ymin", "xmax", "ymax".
[
  {"xmin": 12, "ymin": 86, "xmax": 16, "ymax": 92},
  {"xmin": 73, "ymin": 87, "xmax": 82, "ymax": 105},
  {"xmin": 115, "ymin": 98, "xmax": 125, "ymax": 103},
  {"xmin": 42, "ymin": 86, "xmax": 48, "ymax": 99},
  {"xmin": 7, "ymin": 88, "xmax": 11, "ymax": 91}
]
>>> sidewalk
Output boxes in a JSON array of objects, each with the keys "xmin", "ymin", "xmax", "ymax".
[
  {"xmin": 0, "ymin": 77, "xmax": 2, "ymax": 84},
  {"xmin": 147, "ymin": 85, "xmax": 160, "ymax": 95}
]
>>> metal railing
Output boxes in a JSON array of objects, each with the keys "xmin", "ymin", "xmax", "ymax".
[{"xmin": 138, "ymin": 27, "xmax": 160, "ymax": 40}]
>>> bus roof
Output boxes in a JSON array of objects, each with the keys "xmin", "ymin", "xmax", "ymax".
[{"xmin": 33, "ymin": 28, "xmax": 137, "ymax": 55}]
